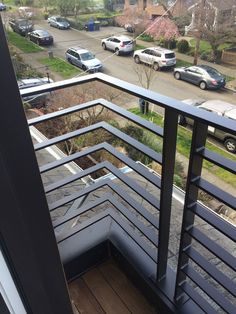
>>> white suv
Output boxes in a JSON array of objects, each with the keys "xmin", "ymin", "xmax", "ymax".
[
  {"xmin": 133, "ymin": 47, "xmax": 176, "ymax": 70},
  {"xmin": 101, "ymin": 35, "xmax": 135, "ymax": 56}
]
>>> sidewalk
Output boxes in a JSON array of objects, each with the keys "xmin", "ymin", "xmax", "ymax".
[{"xmin": 136, "ymin": 38, "xmax": 236, "ymax": 91}]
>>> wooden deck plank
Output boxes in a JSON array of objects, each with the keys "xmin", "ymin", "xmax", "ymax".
[
  {"xmin": 83, "ymin": 267, "xmax": 131, "ymax": 314},
  {"xmin": 99, "ymin": 260, "xmax": 157, "ymax": 314},
  {"xmin": 69, "ymin": 277, "xmax": 105, "ymax": 314}
]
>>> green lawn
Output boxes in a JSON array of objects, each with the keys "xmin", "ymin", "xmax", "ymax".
[
  {"xmin": 7, "ymin": 31, "xmax": 43, "ymax": 53},
  {"xmin": 135, "ymin": 44, "xmax": 146, "ymax": 51},
  {"xmin": 129, "ymin": 108, "xmax": 236, "ymax": 188},
  {"xmin": 38, "ymin": 57, "xmax": 81, "ymax": 79},
  {"xmin": 175, "ymin": 59, "xmax": 192, "ymax": 67},
  {"xmin": 189, "ymin": 39, "xmax": 231, "ymax": 53}
]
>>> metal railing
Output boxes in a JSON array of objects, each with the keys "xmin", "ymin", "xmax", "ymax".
[{"xmin": 26, "ymin": 73, "xmax": 236, "ymax": 313}]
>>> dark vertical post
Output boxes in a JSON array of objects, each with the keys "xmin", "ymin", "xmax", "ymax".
[
  {"xmin": 0, "ymin": 16, "xmax": 73, "ymax": 314},
  {"xmin": 157, "ymin": 109, "xmax": 178, "ymax": 281},
  {"xmin": 174, "ymin": 121, "xmax": 208, "ymax": 301}
]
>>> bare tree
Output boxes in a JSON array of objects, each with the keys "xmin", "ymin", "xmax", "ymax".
[{"xmin": 133, "ymin": 63, "xmax": 157, "ymax": 114}]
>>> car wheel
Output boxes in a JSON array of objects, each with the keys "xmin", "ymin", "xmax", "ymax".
[
  {"xmin": 134, "ymin": 55, "xmax": 140, "ymax": 64},
  {"xmin": 115, "ymin": 48, "xmax": 120, "ymax": 56},
  {"xmin": 178, "ymin": 115, "xmax": 187, "ymax": 126},
  {"xmin": 153, "ymin": 63, "xmax": 159, "ymax": 71},
  {"xmin": 82, "ymin": 65, "xmax": 87, "ymax": 71},
  {"xmin": 224, "ymin": 138, "xmax": 236, "ymax": 153},
  {"xmin": 199, "ymin": 81, "xmax": 207, "ymax": 90},
  {"xmin": 102, "ymin": 43, "xmax": 106, "ymax": 50},
  {"xmin": 67, "ymin": 58, "xmax": 72, "ymax": 64},
  {"xmin": 174, "ymin": 72, "xmax": 181, "ymax": 80}
]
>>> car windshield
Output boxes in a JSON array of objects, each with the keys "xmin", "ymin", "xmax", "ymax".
[
  {"xmin": 18, "ymin": 20, "xmax": 31, "ymax": 26},
  {"xmin": 123, "ymin": 41, "xmax": 132, "ymax": 45},
  {"xmin": 56, "ymin": 18, "xmax": 67, "ymax": 22},
  {"xmin": 165, "ymin": 53, "xmax": 175, "ymax": 59},
  {"xmin": 80, "ymin": 52, "xmax": 94, "ymax": 61},
  {"xmin": 205, "ymin": 68, "xmax": 221, "ymax": 76},
  {"xmin": 37, "ymin": 30, "xmax": 50, "ymax": 36}
]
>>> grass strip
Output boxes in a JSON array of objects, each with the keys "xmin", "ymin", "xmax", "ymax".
[
  {"xmin": 7, "ymin": 30, "xmax": 43, "ymax": 53},
  {"xmin": 129, "ymin": 108, "xmax": 236, "ymax": 188},
  {"xmin": 38, "ymin": 57, "xmax": 81, "ymax": 79}
]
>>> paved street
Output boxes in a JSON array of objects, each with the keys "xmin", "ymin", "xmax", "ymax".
[{"xmin": 34, "ymin": 21, "xmax": 236, "ymax": 105}]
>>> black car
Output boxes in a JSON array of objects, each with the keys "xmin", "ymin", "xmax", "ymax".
[
  {"xmin": 27, "ymin": 30, "xmax": 53, "ymax": 46},
  {"xmin": 9, "ymin": 18, "xmax": 33, "ymax": 36},
  {"xmin": 173, "ymin": 65, "xmax": 226, "ymax": 90}
]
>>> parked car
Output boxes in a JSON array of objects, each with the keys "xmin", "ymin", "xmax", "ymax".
[
  {"xmin": 47, "ymin": 16, "xmax": 70, "ymax": 29},
  {"xmin": 179, "ymin": 99, "xmax": 236, "ymax": 152},
  {"xmin": 0, "ymin": 2, "xmax": 6, "ymax": 11},
  {"xmin": 65, "ymin": 47, "xmax": 102, "ymax": 72},
  {"xmin": 9, "ymin": 18, "xmax": 33, "ymax": 36},
  {"xmin": 101, "ymin": 35, "xmax": 135, "ymax": 56},
  {"xmin": 27, "ymin": 30, "xmax": 53, "ymax": 46},
  {"xmin": 173, "ymin": 65, "xmax": 226, "ymax": 90},
  {"xmin": 18, "ymin": 77, "xmax": 53, "ymax": 107},
  {"xmin": 18, "ymin": 6, "xmax": 34, "ymax": 19},
  {"xmin": 133, "ymin": 47, "xmax": 176, "ymax": 71},
  {"xmin": 124, "ymin": 23, "xmax": 134, "ymax": 33}
]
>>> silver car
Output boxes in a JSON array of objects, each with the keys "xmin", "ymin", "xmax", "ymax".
[
  {"xmin": 65, "ymin": 47, "xmax": 102, "ymax": 72},
  {"xmin": 173, "ymin": 65, "xmax": 226, "ymax": 90},
  {"xmin": 18, "ymin": 77, "xmax": 53, "ymax": 107},
  {"xmin": 48, "ymin": 16, "xmax": 70, "ymax": 29},
  {"xmin": 133, "ymin": 47, "xmax": 176, "ymax": 71},
  {"xmin": 101, "ymin": 35, "xmax": 135, "ymax": 56},
  {"xmin": 179, "ymin": 99, "xmax": 236, "ymax": 153}
]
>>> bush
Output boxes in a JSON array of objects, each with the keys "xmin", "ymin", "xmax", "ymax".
[
  {"xmin": 177, "ymin": 39, "xmax": 189, "ymax": 53},
  {"xmin": 158, "ymin": 38, "xmax": 177, "ymax": 49}
]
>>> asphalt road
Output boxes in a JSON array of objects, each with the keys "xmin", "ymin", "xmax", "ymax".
[{"xmin": 35, "ymin": 21, "xmax": 236, "ymax": 105}]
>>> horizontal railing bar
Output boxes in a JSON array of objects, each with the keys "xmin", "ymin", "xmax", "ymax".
[
  {"xmin": 46, "ymin": 161, "xmax": 160, "ymax": 211},
  {"xmin": 182, "ymin": 265, "xmax": 235, "ymax": 313},
  {"xmin": 57, "ymin": 209, "xmax": 157, "ymax": 262},
  {"xmin": 53, "ymin": 196, "xmax": 108, "ymax": 228},
  {"xmin": 34, "ymin": 122, "xmax": 162, "ymax": 164},
  {"xmin": 28, "ymin": 98, "xmax": 163, "ymax": 137},
  {"xmin": 40, "ymin": 142, "xmax": 161, "ymax": 189},
  {"xmin": 111, "ymin": 210, "xmax": 157, "ymax": 262},
  {"xmin": 180, "ymin": 282, "xmax": 219, "ymax": 314},
  {"xmin": 108, "ymin": 183, "xmax": 159, "ymax": 228},
  {"xmin": 187, "ymin": 227, "xmax": 236, "ymax": 272},
  {"xmin": 49, "ymin": 179, "xmax": 110, "ymax": 211},
  {"xmin": 49, "ymin": 178, "xmax": 159, "ymax": 228},
  {"xmin": 188, "ymin": 203, "xmax": 236, "ymax": 242},
  {"xmin": 54, "ymin": 193, "xmax": 158, "ymax": 246},
  {"xmin": 191, "ymin": 177, "xmax": 235, "ymax": 210},
  {"xmin": 22, "ymin": 73, "xmax": 236, "ymax": 134},
  {"xmin": 56, "ymin": 210, "xmax": 110, "ymax": 243},
  {"xmin": 45, "ymin": 162, "xmax": 104, "ymax": 193},
  {"xmin": 184, "ymin": 247, "xmax": 236, "ymax": 297},
  {"xmin": 197, "ymin": 148, "xmax": 236, "ymax": 175}
]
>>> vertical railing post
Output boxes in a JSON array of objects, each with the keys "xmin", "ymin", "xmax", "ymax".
[
  {"xmin": 174, "ymin": 120, "xmax": 208, "ymax": 301},
  {"xmin": 157, "ymin": 108, "xmax": 178, "ymax": 281}
]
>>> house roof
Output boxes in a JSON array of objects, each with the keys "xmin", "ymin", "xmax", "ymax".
[{"xmin": 146, "ymin": 4, "xmax": 171, "ymax": 17}]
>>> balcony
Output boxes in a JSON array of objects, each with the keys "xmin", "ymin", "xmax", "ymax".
[
  {"xmin": 22, "ymin": 73, "xmax": 235, "ymax": 313},
  {"xmin": 0, "ymin": 18, "xmax": 235, "ymax": 314}
]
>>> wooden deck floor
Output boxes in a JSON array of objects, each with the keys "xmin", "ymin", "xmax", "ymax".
[{"xmin": 69, "ymin": 259, "xmax": 157, "ymax": 314}]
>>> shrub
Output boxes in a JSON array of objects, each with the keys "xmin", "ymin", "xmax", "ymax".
[{"xmin": 177, "ymin": 39, "xmax": 189, "ymax": 53}]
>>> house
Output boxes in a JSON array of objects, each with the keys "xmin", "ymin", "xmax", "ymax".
[
  {"xmin": 0, "ymin": 14, "xmax": 235, "ymax": 314},
  {"xmin": 185, "ymin": 0, "xmax": 236, "ymax": 35},
  {"xmin": 124, "ymin": 0, "xmax": 172, "ymax": 19}
]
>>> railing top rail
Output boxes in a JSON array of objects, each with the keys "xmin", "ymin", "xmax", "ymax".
[{"xmin": 22, "ymin": 73, "xmax": 236, "ymax": 134}]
